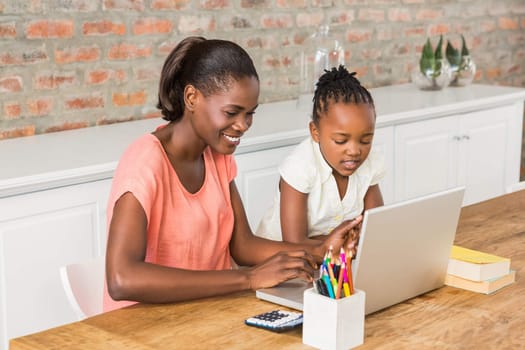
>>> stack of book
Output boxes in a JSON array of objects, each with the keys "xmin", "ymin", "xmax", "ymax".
[{"xmin": 445, "ymin": 245, "xmax": 516, "ymax": 294}]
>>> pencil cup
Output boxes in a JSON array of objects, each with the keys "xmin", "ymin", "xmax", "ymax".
[{"xmin": 302, "ymin": 288, "xmax": 365, "ymax": 350}]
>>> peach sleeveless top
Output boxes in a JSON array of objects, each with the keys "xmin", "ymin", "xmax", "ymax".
[{"xmin": 103, "ymin": 133, "xmax": 236, "ymax": 312}]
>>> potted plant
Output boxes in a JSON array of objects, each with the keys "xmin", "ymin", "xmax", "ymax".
[
  {"xmin": 446, "ymin": 35, "xmax": 476, "ymax": 86},
  {"xmin": 411, "ymin": 35, "xmax": 452, "ymax": 90}
]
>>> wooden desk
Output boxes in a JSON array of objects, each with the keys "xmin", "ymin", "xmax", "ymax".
[{"xmin": 10, "ymin": 190, "xmax": 525, "ymax": 349}]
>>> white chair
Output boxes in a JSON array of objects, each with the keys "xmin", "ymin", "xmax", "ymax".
[
  {"xmin": 60, "ymin": 256, "xmax": 105, "ymax": 320},
  {"xmin": 506, "ymin": 181, "xmax": 525, "ymax": 193}
]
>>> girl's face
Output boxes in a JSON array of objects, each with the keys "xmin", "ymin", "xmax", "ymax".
[
  {"xmin": 310, "ymin": 102, "xmax": 375, "ymax": 178},
  {"xmin": 191, "ymin": 76, "xmax": 259, "ymax": 155}
]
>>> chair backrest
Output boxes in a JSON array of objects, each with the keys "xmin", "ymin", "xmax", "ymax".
[
  {"xmin": 59, "ymin": 256, "xmax": 105, "ymax": 320},
  {"xmin": 506, "ymin": 181, "xmax": 525, "ymax": 193}
]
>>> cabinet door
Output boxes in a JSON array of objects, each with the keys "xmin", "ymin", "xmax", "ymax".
[
  {"xmin": 458, "ymin": 104, "xmax": 521, "ymax": 205},
  {"xmin": 372, "ymin": 126, "xmax": 394, "ymax": 204},
  {"xmin": 235, "ymin": 145, "xmax": 296, "ymax": 231},
  {"xmin": 394, "ymin": 116, "xmax": 459, "ymax": 202},
  {"xmin": 0, "ymin": 179, "xmax": 110, "ymax": 349}
]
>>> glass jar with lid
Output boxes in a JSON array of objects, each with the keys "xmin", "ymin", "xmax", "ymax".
[{"xmin": 299, "ymin": 24, "xmax": 345, "ymax": 102}]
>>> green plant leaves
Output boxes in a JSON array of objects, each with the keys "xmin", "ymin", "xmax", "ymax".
[
  {"xmin": 446, "ymin": 41, "xmax": 461, "ymax": 67},
  {"xmin": 420, "ymin": 38, "xmax": 436, "ymax": 77},
  {"xmin": 434, "ymin": 35, "xmax": 443, "ymax": 60},
  {"xmin": 461, "ymin": 34, "xmax": 470, "ymax": 56},
  {"xmin": 419, "ymin": 36, "xmax": 444, "ymax": 78},
  {"xmin": 444, "ymin": 35, "xmax": 470, "ymax": 66},
  {"xmin": 420, "ymin": 35, "xmax": 471, "ymax": 78}
]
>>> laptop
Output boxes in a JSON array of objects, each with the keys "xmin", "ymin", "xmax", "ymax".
[{"xmin": 255, "ymin": 187, "xmax": 465, "ymax": 315}]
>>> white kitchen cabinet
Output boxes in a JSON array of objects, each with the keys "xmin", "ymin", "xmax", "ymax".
[
  {"xmin": 371, "ymin": 126, "xmax": 394, "ymax": 205},
  {"xmin": 458, "ymin": 103, "xmax": 522, "ymax": 204},
  {"xmin": 0, "ymin": 179, "xmax": 110, "ymax": 350},
  {"xmin": 394, "ymin": 103, "xmax": 522, "ymax": 205},
  {"xmin": 394, "ymin": 116, "xmax": 458, "ymax": 201},
  {"xmin": 235, "ymin": 145, "xmax": 296, "ymax": 231}
]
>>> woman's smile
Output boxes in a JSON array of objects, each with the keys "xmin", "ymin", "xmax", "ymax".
[{"xmin": 223, "ymin": 133, "xmax": 241, "ymax": 145}]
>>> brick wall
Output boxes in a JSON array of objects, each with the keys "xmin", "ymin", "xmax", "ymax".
[{"xmin": 0, "ymin": 0, "xmax": 524, "ymax": 177}]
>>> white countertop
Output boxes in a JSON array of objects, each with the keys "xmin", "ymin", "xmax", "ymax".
[{"xmin": 2, "ymin": 83, "xmax": 525, "ymax": 198}]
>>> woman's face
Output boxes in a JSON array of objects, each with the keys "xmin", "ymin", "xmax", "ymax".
[
  {"xmin": 310, "ymin": 102, "xmax": 376, "ymax": 179},
  {"xmin": 191, "ymin": 76, "xmax": 259, "ymax": 155}
]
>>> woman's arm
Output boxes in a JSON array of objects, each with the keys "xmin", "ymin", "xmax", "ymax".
[
  {"xmin": 228, "ymin": 180, "xmax": 320, "ymax": 265},
  {"xmin": 106, "ymin": 192, "xmax": 256, "ymax": 303}
]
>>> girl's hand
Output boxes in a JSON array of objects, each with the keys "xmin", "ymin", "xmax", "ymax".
[
  {"xmin": 319, "ymin": 216, "xmax": 363, "ymax": 260},
  {"xmin": 346, "ymin": 224, "xmax": 361, "ymax": 258},
  {"xmin": 246, "ymin": 250, "xmax": 317, "ymax": 290}
]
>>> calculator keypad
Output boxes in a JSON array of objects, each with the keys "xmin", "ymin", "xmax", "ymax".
[{"xmin": 245, "ymin": 310, "xmax": 303, "ymax": 332}]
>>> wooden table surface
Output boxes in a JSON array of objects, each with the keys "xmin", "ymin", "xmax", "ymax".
[{"xmin": 10, "ymin": 190, "xmax": 525, "ymax": 349}]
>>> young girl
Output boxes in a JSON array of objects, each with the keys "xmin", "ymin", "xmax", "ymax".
[
  {"xmin": 104, "ymin": 37, "xmax": 361, "ymax": 311},
  {"xmin": 256, "ymin": 65, "xmax": 384, "ymax": 245}
]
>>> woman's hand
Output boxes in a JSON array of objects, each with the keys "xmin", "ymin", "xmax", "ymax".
[
  {"xmin": 246, "ymin": 250, "xmax": 317, "ymax": 290},
  {"xmin": 318, "ymin": 216, "xmax": 363, "ymax": 261}
]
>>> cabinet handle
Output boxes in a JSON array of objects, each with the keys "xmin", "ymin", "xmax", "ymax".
[{"xmin": 452, "ymin": 135, "xmax": 470, "ymax": 141}]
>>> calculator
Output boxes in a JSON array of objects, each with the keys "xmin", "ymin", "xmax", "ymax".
[{"xmin": 245, "ymin": 309, "xmax": 303, "ymax": 333}]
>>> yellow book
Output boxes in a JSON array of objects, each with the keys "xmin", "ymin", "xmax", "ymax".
[
  {"xmin": 445, "ymin": 270, "xmax": 516, "ymax": 294},
  {"xmin": 447, "ymin": 245, "xmax": 510, "ymax": 282}
]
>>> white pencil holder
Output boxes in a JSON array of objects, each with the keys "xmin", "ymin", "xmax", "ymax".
[{"xmin": 302, "ymin": 287, "xmax": 365, "ymax": 350}]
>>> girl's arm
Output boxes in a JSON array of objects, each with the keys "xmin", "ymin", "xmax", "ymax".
[
  {"xmin": 279, "ymin": 180, "xmax": 383, "ymax": 248},
  {"xmin": 363, "ymin": 184, "xmax": 384, "ymax": 210},
  {"xmin": 279, "ymin": 178, "xmax": 323, "ymax": 245},
  {"xmin": 346, "ymin": 184, "xmax": 384, "ymax": 257},
  {"xmin": 228, "ymin": 181, "xmax": 361, "ymax": 288}
]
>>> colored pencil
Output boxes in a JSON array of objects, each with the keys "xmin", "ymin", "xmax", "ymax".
[
  {"xmin": 346, "ymin": 251, "xmax": 355, "ymax": 295},
  {"xmin": 322, "ymin": 265, "xmax": 335, "ymax": 298},
  {"xmin": 342, "ymin": 261, "xmax": 351, "ymax": 297},
  {"xmin": 335, "ymin": 260, "xmax": 344, "ymax": 299}
]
